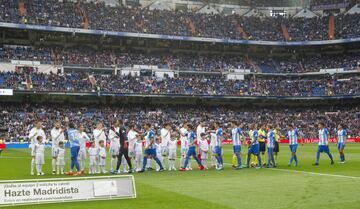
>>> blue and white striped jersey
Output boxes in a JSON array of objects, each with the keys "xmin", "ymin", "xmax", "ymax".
[
  {"xmin": 67, "ymin": 128, "xmax": 80, "ymax": 148},
  {"xmin": 266, "ymin": 130, "xmax": 275, "ymax": 148},
  {"xmin": 232, "ymin": 127, "xmax": 242, "ymax": 146},
  {"xmin": 287, "ymin": 129, "xmax": 299, "ymax": 145},
  {"xmin": 249, "ymin": 130, "xmax": 259, "ymax": 145},
  {"xmin": 337, "ymin": 129, "xmax": 347, "ymax": 143},
  {"xmin": 214, "ymin": 128, "xmax": 223, "ymax": 147},
  {"xmin": 187, "ymin": 131, "xmax": 196, "ymax": 148},
  {"xmin": 318, "ymin": 128, "xmax": 329, "ymax": 146},
  {"xmin": 145, "ymin": 129, "xmax": 156, "ymax": 149}
]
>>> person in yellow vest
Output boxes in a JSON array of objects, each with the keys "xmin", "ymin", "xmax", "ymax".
[
  {"xmin": 258, "ymin": 124, "xmax": 267, "ymax": 166},
  {"xmin": 274, "ymin": 125, "xmax": 284, "ymax": 166}
]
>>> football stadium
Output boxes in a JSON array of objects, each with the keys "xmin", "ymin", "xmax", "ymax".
[{"xmin": 0, "ymin": 0, "xmax": 360, "ymax": 208}]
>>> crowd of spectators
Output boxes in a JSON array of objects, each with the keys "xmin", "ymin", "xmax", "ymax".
[
  {"xmin": 0, "ymin": 0, "xmax": 360, "ymax": 41},
  {"xmin": 0, "ymin": 71, "xmax": 359, "ymax": 97},
  {"xmin": 1, "ymin": 103, "xmax": 359, "ymax": 142},
  {"xmin": 0, "ymin": 46, "xmax": 359, "ymax": 73}
]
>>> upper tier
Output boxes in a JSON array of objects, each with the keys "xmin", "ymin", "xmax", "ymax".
[{"xmin": 1, "ymin": 0, "xmax": 360, "ymax": 44}]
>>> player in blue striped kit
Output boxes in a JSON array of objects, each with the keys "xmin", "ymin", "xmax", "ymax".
[
  {"xmin": 139, "ymin": 123, "xmax": 164, "ymax": 172},
  {"xmin": 286, "ymin": 124, "xmax": 299, "ymax": 166},
  {"xmin": 212, "ymin": 122, "xmax": 224, "ymax": 170},
  {"xmin": 266, "ymin": 124, "xmax": 276, "ymax": 168},
  {"xmin": 180, "ymin": 124, "xmax": 205, "ymax": 171},
  {"xmin": 230, "ymin": 121, "xmax": 243, "ymax": 169},
  {"xmin": 336, "ymin": 124, "xmax": 347, "ymax": 164},
  {"xmin": 246, "ymin": 123, "xmax": 262, "ymax": 169},
  {"xmin": 65, "ymin": 122, "xmax": 82, "ymax": 176},
  {"xmin": 313, "ymin": 122, "xmax": 334, "ymax": 166}
]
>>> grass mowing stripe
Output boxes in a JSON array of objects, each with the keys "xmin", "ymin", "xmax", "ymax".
[{"xmin": 269, "ymin": 167, "xmax": 360, "ymax": 179}]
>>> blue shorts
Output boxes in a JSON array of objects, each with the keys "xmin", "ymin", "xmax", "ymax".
[
  {"xmin": 337, "ymin": 143, "xmax": 345, "ymax": 151},
  {"xmin": 289, "ymin": 144, "xmax": 298, "ymax": 153},
  {"xmin": 248, "ymin": 144, "xmax": 260, "ymax": 155},
  {"xmin": 214, "ymin": 146, "xmax": 222, "ymax": 156},
  {"xmin": 317, "ymin": 145, "xmax": 330, "ymax": 153},
  {"xmin": 144, "ymin": 148, "xmax": 156, "ymax": 157},
  {"xmin": 233, "ymin": 145, "xmax": 241, "ymax": 153},
  {"xmin": 187, "ymin": 146, "xmax": 197, "ymax": 157},
  {"xmin": 71, "ymin": 146, "xmax": 80, "ymax": 158}
]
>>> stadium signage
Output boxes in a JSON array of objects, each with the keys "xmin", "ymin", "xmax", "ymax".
[
  {"xmin": 0, "ymin": 176, "xmax": 136, "ymax": 207},
  {"xmin": 1, "ymin": 22, "xmax": 360, "ymax": 46},
  {"xmin": 0, "ymin": 89, "xmax": 13, "ymax": 96}
]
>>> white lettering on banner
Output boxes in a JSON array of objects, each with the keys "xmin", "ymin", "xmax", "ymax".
[
  {"xmin": 0, "ymin": 176, "xmax": 136, "ymax": 207},
  {"xmin": 0, "ymin": 89, "xmax": 13, "ymax": 96}
]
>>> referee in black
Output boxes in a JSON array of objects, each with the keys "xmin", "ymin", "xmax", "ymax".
[{"xmin": 113, "ymin": 120, "xmax": 133, "ymax": 174}]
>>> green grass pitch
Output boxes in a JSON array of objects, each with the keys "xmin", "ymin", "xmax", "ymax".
[{"xmin": 0, "ymin": 144, "xmax": 360, "ymax": 209}]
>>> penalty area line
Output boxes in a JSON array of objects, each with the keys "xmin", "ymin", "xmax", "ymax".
[{"xmin": 269, "ymin": 168, "xmax": 360, "ymax": 180}]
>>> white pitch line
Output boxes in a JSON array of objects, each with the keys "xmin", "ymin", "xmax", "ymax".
[{"xmin": 269, "ymin": 168, "xmax": 360, "ymax": 179}]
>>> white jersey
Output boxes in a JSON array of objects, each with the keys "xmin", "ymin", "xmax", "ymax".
[
  {"xmin": 51, "ymin": 128, "xmax": 65, "ymax": 148},
  {"xmin": 88, "ymin": 147, "xmax": 98, "ymax": 157},
  {"xmin": 168, "ymin": 139, "xmax": 177, "ymax": 151},
  {"xmin": 196, "ymin": 125, "xmax": 205, "ymax": 141},
  {"xmin": 98, "ymin": 147, "xmax": 106, "ymax": 166},
  {"xmin": 108, "ymin": 127, "xmax": 120, "ymax": 148},
  {"xmin": 33, "ymin": 143, "xmax": 45, "ymax": 156},
  {"xmin": 134, "ymin": 141, "xmax": 143, "ymax": 154},
  {"xmin": 199, "ymin": 139, "xmax": 209, "ymax": 152},
  {"xmin": 78, "ymin": 131, "xmax": 90, "ymax": 149},
  {"xmin": 127, "ymin": 130, "xmax": 138, "ymax": 150},
  {"xmin": 28, "ymin": 127, "xmax": 46, "ymax": 146},
  {"xmin": 210, "ymin": 133, "xmax": 217, "ymax": 147},
  {"xmin": 160, "ymin": 128, "xmax": 171, "ymax": 147},
  {"xmin": 56, "ymin": 147, "xmax": 65, "ymax": 159},
  {"xmin": 318, "ymin": 128, "xmax": 329, "ymax": 146},
  {"xmin": 180, "ymin": 127, "xmax": 188, "ymax": 149},
  {"xmin": 93, "ymin": 129, "xmax": 106, "ymax": 147}
]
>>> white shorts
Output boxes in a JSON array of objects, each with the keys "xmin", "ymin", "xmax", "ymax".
[
  {"xmin": 35, "ymin": 153, "xmax": 44, "ymax": 165},
  {"xmin": 128, "ymin": 148, "xmax": 135, "ymax": 158},
  {"xmin": 161, "ymin": 146, "xmax": 169, "ymax": 156},
  {"xmin": 201, "ymin": 151, "xmax": 208, "ymax": 160},
  {"xmin": 56, "ymin": 157, "xmax": 65, "ymax": 166},
  {"xmin": 89, "ymin": 156, "xmax": 97, "ymax": 166},
  {"xmin": 110, "ymin": 146, "xmax": 120, "ymax": 156},
  {"xmin": 52, "ymin": 147, "xmax": 58, "ymax": 158},
  {"xmin": 168, "ymin": 149, "xmax": 176, "ymax": 160},
  {"xmin": 181, "ymin": 147, "xmax": 188, "ymax": 156},
  {"xmin": 99, "ymin": 157, "xmax": 106, "ymax": 166},
  {"xmin": 78, "ymin": 148, "xmax": 87, "ymax": 160}
]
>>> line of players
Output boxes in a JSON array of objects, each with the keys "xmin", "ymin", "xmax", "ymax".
[{"xmin": 28, "ymin": 119, "xmax": 348, "ymax": 176}]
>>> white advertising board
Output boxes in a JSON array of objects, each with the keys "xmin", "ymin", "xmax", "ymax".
[
  {"xmin": 0, "ymin": 175, "xmax": 136, "ymax": 207},
  {"xmin": 0, "ymin": 89, "xmax": 13, "ymax": 96}
]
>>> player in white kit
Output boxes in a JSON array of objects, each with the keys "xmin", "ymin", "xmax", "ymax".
[
  {"xmin": 127, "ymin": 124, "xmax": 140, "ymax": 159},
  {"xmin": 56, "ymin": 141, "xmax": 66, "ymax": 174},
  {"xmin": 93, "ymin": 123, "xmax": 106, "ymax": 173},
  {"xmin": 133, "ymin": 138, "xmax": 143, "ymax": 172},
  {"xmin": 160, "ymin": 123, "xmax": 171, "ymax": 169},
  {"xmin": 33, "ymin": 136, "xmax": 45, "ymax": 176},
  {"xmin": 88, "ymin": 142, "xmax": 98, "ymax": 174},
  {"xmin": 28, "ymin": 121, "xmax": 46, "ymax": 175},
  {"xmin": 167, "ymin": 136, "xmax": 178, "ymax": 171},
  {"xmin": 199, "ymin": 133, "xmax": 209, "ymax": 169},
  {"xmin": 78, "ymin": 125, "xmax": 90, "ymax": 172},
  {"xmin": 51, "ymin": 122, "xmax": 65, "ymax": 175},
  {"xmin": 108, "ymin": 121, "xmax": 121, "ymax": 172},
  {"xmin": 98, "ymin": 140, "xmax": 107, "ymax": 174}
]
